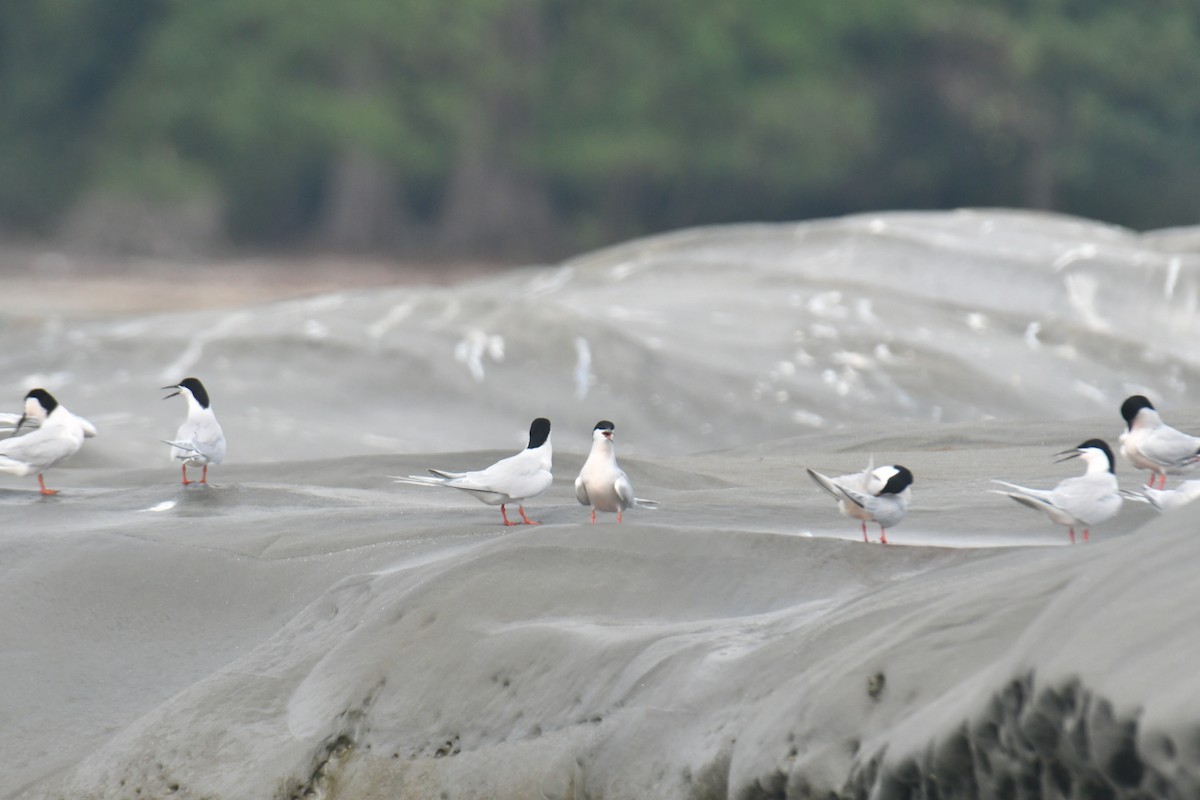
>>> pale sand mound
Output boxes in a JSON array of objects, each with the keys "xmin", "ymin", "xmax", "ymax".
[
  {"xmin": 3, "ymin": 426, "xmax": 1195, "ymax": 799},
  {"xmin": 4, "ymin": 210, "xmax": 1200, "ymax": 798}
]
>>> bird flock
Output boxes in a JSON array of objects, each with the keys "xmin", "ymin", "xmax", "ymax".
[
  {"xmin": 0, "ymin": 385, "xmax": 658, "ymax": 526},
  {"xmin": 807, "ymin": 393, "xmax": 1200, "ymax": 544},
  {"xmin": 2, "ymin": 383, "xmax": 1198, "ymax": 541},
  {"xmin": 1031, "ymin": 394, "xmax": 1200, "ymax": 542},
  {"xmin": 393, "ymin": 418, "xmax": 658, "ymax": 525},
  {"xmin": 0, "ymin": 379, "xmax": 224, "ymax": 495}
]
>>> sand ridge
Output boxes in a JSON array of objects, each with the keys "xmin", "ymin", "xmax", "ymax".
[{"xmin": 3, "ymin": 210, "xmax": 1200, "ymax": 798}]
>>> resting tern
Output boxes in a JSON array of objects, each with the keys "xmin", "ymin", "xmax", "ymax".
[
  {"xmin": 993, "ymin": 438, "xmax": 1121, "ymax": 544},
  {"xmin": 1122, "ymin": 479, "xmax": 1200, "ymax": 513},
  {"xmin": 162, "ymin": 378, "xmax": 226, "ymax": 485},
  {"xmin": 0, "ymin": 388, "xmax": 90, "ymax": 495},
  {"xmin": 807, "ymin": 459, "xmax": 913, "ymax": 544},
  {"xmin": 393, "ymin": 418, "xmax": 553, "ymax": 526},
  {"xmin": 1118, "ymin": 395, "xmax": 1200, "ymax": 489},
  {"xmin": 574, "ymin": 420, "xmax": 658, "ymax": 523}
]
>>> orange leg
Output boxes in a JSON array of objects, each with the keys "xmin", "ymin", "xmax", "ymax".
[
  {"xmin": 616, "ymin": 510, "xmax": 623, "ymax": 524},
  {"xmin": 590, "ymin": 509, "xmax": 596, "ymax": 524},
  {"xmin": 200, "ymin": 464, "xmax": 209, "ymax": 484},
  {"xmin": 500, "ymin": 505, "xmax": 518, "ymax": 526},
  {"xmin": 181, "ymin": 465, "xmax": 193, "ymax": 486},
  {"xmin": 517, "ymin": 505, "xmax": 540, "ymax": 525},
  {"xmin": 37, "ymin": 474, "xmax": 59, "ymax": 496}
]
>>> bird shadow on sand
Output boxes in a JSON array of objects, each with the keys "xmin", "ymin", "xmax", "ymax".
[
  {"xmin": 158, "ymin": 482, "xmax": 229, "ymax": 516},
  {"xmin": 0, "ymin": 487, "xmax": 60, "ymax": 504}
]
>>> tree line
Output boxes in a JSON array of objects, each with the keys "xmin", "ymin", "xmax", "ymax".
[{"xmin": 2, "ymin": 0, "xmax": 1198, "ymax": 261}]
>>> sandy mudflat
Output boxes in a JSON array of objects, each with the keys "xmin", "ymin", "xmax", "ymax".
[
  {"xmin": 3, "ymin": 210, "xmax": 1200, "ymax": 799},
  {"xmin": 0, "ymin": 243, "xmax": 493, "ymax": 315}
]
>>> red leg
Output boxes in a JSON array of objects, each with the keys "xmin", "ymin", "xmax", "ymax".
[
  {"xmin": 37, "ymin": 474, "xmax": 59, "ymax": 496},
  {"xmin": 1068, "ymin": 527, "xmax": 1075, "ymax": 545},
  {"xmin": 200, "ymin": 464, "xmax": 209, "ymax": 484},
  {"xmin": 500, "ymin": 505, "xmax": 517, "ymax": 526},
  {"xmin": 181, "ymin": 464, "xmax": 192, "ymax": 485},
  {"xmin": 879, "ymin": 527, "xmax": 888, "ymax": 545},
  {"xmin": 861, "ymin": 521, "xmax": 869, "ymax": 543},
  {"xmin": 1083, "ymin": 529, "xmax": 1090, "ymax": 543},
  {"xmin": 517, "ymin": 505, "xmax": 540, "ymax": 525},
  {"xmin": 617, "ymin": 510, "xmax": 623, "ymax": 524},
  {"xmin": 590, "ymin": 509, "xmax": 596, "ymax": 524},
  {"xmin": 1160, "ymin": 474, "xmax": 1168, "ymax": 490}
]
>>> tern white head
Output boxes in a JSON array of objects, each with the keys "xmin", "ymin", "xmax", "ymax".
[
  {"xmin": 993, "ymin": 438, "xmax": 1121, "ymax": 544},
  {"xmin": 0, "ymin": 388, "xmax": 89, "ymax": 495},
  {"xmin": 807, "ymin": 460, "xmax": 913, "ymax": 544},
  {"xmin": 1118, "ymin": 395, "xmax": 1200, "ymax": 489},
  {"xmin": 575, "ymin": 420, "xmax": 658, "ymax": 524},
  {"xmin": 162, "ymin": 377, "xmax": 226, "ymax": 486},
  {"xmin": 393, "ymin": 417, "xmax": 553, "ymax": 526}
]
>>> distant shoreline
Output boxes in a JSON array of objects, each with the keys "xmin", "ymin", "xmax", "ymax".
[{"xmin": 0, "ymin": 242, "xmax": 504, "ymax": 315}]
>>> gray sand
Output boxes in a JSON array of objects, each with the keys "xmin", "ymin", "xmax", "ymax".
[{"xmin": 3, "ymin": 210, "xmax": 1199, "ymax": 798}]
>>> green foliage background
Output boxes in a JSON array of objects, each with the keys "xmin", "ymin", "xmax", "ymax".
[{"xmin": 2, "ymin": 0, "xmax": 1198, "ymax": 258}]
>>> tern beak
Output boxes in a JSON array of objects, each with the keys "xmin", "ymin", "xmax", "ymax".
[
  {"xmin": 602, "ymin": 431, "xmax": 613, "ymax": 440},
  {"xmin": 13, "ymin": 413, "xmax": 27, "ymax": 435},
  {"xmin": 1053, "ymin": 449, "xmax": 1081, "ymax": 463},
  {"xmin": 161, "ymin": 385, "xmax": 181, "ymax": 399}
]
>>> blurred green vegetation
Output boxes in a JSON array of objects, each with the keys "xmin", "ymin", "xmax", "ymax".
[{"xmin": 1, "ymin": 0, "xmax": 1198, "ymax": 259}]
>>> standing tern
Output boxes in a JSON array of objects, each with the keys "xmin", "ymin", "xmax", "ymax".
[
  {"xmin": 993, "ymin": 438, "xmax": 1121, "ymax": 544},
  {"xmin": 162, "ymin": 377, "xmax": 226, "ymax": 485},
  {"xmin": 1122, "ymin": 479, "xmax": 1200, "ymax": 513},
  {"xmin": 0, "ymin": 388, "xmax": 90, "ymax": 495},
  {"xmin": 807, "ymin": 459, "xmax": 913, "ymax": 544},
  {"xmin": 393, "ymin": 418, "xmax": 553, "ymax": 526},
  {"xmin": 1118, "ymin": 395, "xmax": 1200, "ymax": 489},
  {"xmin": 574, "ymin": 420, "xmax": 658, "ymax": 523}
]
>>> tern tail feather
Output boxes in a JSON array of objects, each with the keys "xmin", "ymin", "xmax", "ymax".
[
  {"xmin": 162, "ymin": 439, "xmax": 204, "ymax": 456},
  {"xmin": 806, "ymin": 468, "xmax": 842, "ymax": 501},
  {"xmin": 391, "ymin": 475, "xmax": 449, "ymax": 487}
]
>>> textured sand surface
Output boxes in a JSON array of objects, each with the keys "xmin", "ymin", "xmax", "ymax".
[{"xmin": 3, "ymin": 210, "xmax": 1199, "ymax": 799}]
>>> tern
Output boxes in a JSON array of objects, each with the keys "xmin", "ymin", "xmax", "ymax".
[
  {"xmin": 393, "ymin": 417, "xmax": 553, "ymax": 526},
  {"xmin": 162, "ymin": 378, "xmax": 226, "ymax": 485},
  {"xmin": 993, "ymin": 438, "xmax": 1122, "ymax": 544},
  {"xmin": 574, "ymin": 420, "xmax": 658, "ymax": 523},
  {"xmin": 1118, "ymin": 395, "xmax": 1200, "ymax": 489},
  {"xmin": 0, "ymin": 388, "xmax": 90, "ymax": 495},
  {"xmin": 1122, "ymin": 479, "xmax": 1200, "ymax": 513},
  {"xmin": 807, "ymin": 459, "xmax": 913, "ymax": 544}
]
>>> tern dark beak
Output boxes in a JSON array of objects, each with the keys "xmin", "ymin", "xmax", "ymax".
[
  {"xmin": 161, "ymin": 385, "xmax": 181, "ymax": 399},
  {"xmin": 13, "ymin": 413, "xmax": 27, "ymax": 435},
  {"xmin": 1053, "ymin": 449, "xmax": 1081, "ymax": 463}
]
